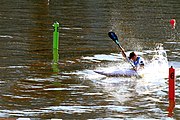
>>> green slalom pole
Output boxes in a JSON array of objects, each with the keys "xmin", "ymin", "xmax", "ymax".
[
  {"xmin": 53, "ymin": 21, "xmax": 59, "ymax": 64},
  {"xmin": 52, "ymin": 21, "xmax": 60, "ymax": 73}
]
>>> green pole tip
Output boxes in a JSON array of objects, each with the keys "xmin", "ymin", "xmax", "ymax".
[{"xmin": 53, "ymin": 21, "xmax": 59, "ymax": 27}]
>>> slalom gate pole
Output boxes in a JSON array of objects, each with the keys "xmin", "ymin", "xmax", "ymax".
[
  {"xmin": 167, "ymin": 66, "xmax": 175, "ymax": 117},
  {"xmin": 169, "ymin": 66, "xmax": 175, "ymax": 101},
  {"xmin": 53, "ymin": 21, "xmax": 59, "ymax": 64}
]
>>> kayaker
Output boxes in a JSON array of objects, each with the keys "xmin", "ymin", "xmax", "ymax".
[
  {"xmin": 122, "ymin": 51, "xmax": 145, "ymax": 71},
  {"xmin": 128, "ymin": 52, "xmax": 145, "ymax": 69}
]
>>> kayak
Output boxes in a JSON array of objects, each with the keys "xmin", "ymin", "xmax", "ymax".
[{"xmin": 94, "ymin": 69, "xmax": 141, "ymax": 77}]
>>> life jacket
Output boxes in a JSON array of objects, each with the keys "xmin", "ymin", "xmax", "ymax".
[{"xmin": 133, "ymin": 56, "xmax": 144, "ymax": 67}]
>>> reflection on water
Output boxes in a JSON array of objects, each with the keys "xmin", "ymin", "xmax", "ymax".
[{"xmin": 0, "ymin": 0, "xmax": 179, "ymax": 119}]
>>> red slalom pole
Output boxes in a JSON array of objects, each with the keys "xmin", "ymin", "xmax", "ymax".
[
  {"xmin": 170, "ymin": 19, "xmax": 176, "ymax": 29},
  {"xmin": 169, "ymin": 66, "xmax": 175, "ymax": 101},
  {"xmin": 167, "ymin": 66, "xmax": 175, "ymax": 117},
  {"xmin": 168, "ymin": 100, "xmax": 175, "ymax": 117}
]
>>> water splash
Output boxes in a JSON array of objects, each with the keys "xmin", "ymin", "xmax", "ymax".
[
  {"xmin": 69, "ymin": 44, "xmax": 170, "ymax": 106},
  {"xmin": 143, "ymin": 44, "xmax": 168, "ymax": 80},
  {"xmin": 76, "ymin": 44, "xmax": 168, "ymax": 81}
]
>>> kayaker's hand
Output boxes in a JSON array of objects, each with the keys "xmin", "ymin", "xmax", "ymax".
[
  {"xmin": 121, "ymin": 48, "xmax": 125, "ymax": 52},
  {"xmin": 133, "ymin": 67, "xmax": 137, "ymax": 71},
  {"xmin": 122, "ymin": 52, "xmax": 126, "ymax": 58},
  {"xmin": 121, "ymin": 48, "xmax": 126, "ymax": 58}
]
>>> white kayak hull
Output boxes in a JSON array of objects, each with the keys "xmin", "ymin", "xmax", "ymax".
[{"xmin": 94, "ymin": 69, "xmax": 139, "ymax": 77}]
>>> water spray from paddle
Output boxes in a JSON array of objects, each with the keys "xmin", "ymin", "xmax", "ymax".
[{"xmin": 142, "ymin": 44, "xmax": 168, "ymax": 80}]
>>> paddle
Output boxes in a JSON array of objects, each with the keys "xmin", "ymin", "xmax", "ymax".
[
  {"xmin": 108, "ymin": 32, "xmax": 135, "ymax": 68},
  {"xmin": 108, "ymin": 31, "xmax": 142, "ymax": 78},
  {"xmin": 108, "ymin": 32, "xmax": 127, "ymax": 59}
]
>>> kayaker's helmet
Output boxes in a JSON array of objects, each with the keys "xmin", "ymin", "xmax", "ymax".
[{"xmin": 128, "ymin": 52, "xmax": 136, "ymax": 59}]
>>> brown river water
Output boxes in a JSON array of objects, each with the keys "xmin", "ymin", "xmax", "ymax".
[{"xmin": 0, "ymin": 0, "xmax": 179, "ymax": 119}]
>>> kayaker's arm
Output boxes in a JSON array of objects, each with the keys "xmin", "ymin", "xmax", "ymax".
[
  {"xmin": 121, "ymin": 48, "xmax": 126, "ymax": 58},
  {"xmin": 121, "ymin": 49, "xmax": 137, "ymax": 71}
]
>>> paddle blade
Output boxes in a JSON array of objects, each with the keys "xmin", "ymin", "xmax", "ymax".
[{"xmin": 108, "ymin": 32, "xmax": 119, "ymax": 44}]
